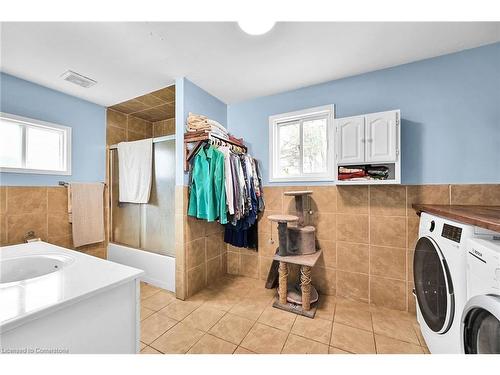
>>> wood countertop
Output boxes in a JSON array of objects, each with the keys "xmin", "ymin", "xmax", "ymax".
[{"xmin": 412, "ymin": 204, "xmax": 500, "ymax": 233}]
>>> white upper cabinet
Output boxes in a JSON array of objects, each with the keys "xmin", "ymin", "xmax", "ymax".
[
  {"xmin": 336, "ymin": 115, "xmax": 365, "ymax": 164},
  {"xmin": 365, "ymin": 111, "xmax": 398, "ymax": 163}
]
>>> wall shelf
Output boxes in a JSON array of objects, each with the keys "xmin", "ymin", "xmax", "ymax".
[{"xmin": 184, "ymin": 131, "xmax": 247, "ymax": 171}]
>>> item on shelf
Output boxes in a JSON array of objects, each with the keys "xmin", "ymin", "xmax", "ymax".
[
  {"xmin": 367, "ymin": 165, "xmax": 389, "ymax": 180},
  {"xmin": 186, "ymin": 112, "xmax": 228, "ymax": 137},
  {"xmin": 338, "ymin": 166, "xmax": 365, "ymax": 174}
]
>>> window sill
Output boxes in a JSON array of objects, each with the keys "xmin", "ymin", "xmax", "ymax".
[{"xmin": 0, "ymin": 167, "xmax": 72, "ymax": 176}]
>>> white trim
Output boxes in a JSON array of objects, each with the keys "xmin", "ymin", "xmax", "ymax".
[
  {"xmin": 268, "ymin": 104, "xmax": 335, "ymax": 183},
  {"xmin": 0, "ymin": 112, "xmax": 72, "ymax": 175}
]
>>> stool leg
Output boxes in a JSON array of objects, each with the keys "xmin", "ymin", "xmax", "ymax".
[
  {"xmin": 278, "ymin": 261, "xmax": 288, "ymax": 304},
  {"xmin": 300, "ymin": 265, "xmax": 312, "ymax": 311}
]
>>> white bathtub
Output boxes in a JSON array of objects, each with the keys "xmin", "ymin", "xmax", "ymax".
[
  {"xmin": 0, "ymin": 241, "xmax": 143, "ymax": 354},
  {"xmin": 107, "ymin": 242, "xmax": 175, "ymax": 292}
]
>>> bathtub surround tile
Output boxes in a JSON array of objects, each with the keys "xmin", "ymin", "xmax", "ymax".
[
  {"xmin": 107, "ymin": 125, "xmax": 127, "ymax": 145},
  {"xmin": 209, "ymin": 313, "xmax": 254, "ymax": 345},
  {"xmin": 140, "ymin": 313, "xmax": 178, "ymax": 344},
  {"xmin": 187, "ymin": 334, "xmax": 237, "ymax": 354},
  {"xmin": 6, "ymin": 186, "xmax": 47, "ymax": 214},
  {"xmin": 47, "ymin": 187, "xmax": 68, "ymax": 213},
  {"xmin": 330, "ymin": 323, "xmax": 376, "ymax": 354},
  {"xmin": 240, "ymin": 322, "xmax": 288, "ymax": 354},
  {"xmin": 281, "ymin": 334, "xmax": 329, "ymax": 354},
  {"xmin": 150, "ymin": 322, "xmax": 204, "ymax": 354},
  {"xmin": 7, "ymin": 213, "xmax": 47, "ymax": 244},
  {"xmin": 47, "ymin": 213, "xmax": 72, "ymax": 238},
  {"xmin": 107, "ymin": 109, "xmax": 127, "ymax": 129}
]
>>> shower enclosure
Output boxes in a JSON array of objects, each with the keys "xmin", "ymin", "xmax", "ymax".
[{"xmin": 107, "ymin": 135, "xmax": 176, "ymax": 291}]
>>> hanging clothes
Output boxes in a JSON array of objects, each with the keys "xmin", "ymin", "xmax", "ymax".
[{"xmin": 188, "ymin": 145, "xmax": 227, "ymax": 224}]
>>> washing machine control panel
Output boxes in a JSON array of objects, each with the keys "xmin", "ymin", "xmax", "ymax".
[{"xmin": 442, "ymin": 224, "xmax": 462, "ymax": 243}]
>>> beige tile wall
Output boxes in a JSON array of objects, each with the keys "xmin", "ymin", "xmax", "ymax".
[
  {"xmin": 0, "ymin": 186, "xmax": 107, "ymax": 259},
  {"xmin": 153, "ymin": 118, "xmax": 175, "ymax": 137},
  {"xmin": 225, "ymin": 184, "xmax": 500, "ymax": 312},
  {"xmin": 180, "ymin": 187, "xmax": 227, "ymax": 299},
  {"xmin": 106, "ymin": 109, "xmax": 153, "ymax": 145}
]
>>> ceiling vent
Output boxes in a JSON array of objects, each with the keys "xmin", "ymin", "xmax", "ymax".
[{"xmin": 60, "ymin": 70, "xmax": 97, "ymax": 88}]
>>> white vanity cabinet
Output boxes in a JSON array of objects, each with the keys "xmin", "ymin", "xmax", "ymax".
[{"xmin": 335, "ymin": 109, "xmax": 400, "ymax": 184}]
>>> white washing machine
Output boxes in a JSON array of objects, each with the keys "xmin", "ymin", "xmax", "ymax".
[
  {"xmin": 413, "ymin": 213, "xmax": 478, "ymax": 353},
  {"xmin": 461, "ymin": 237, "xmax": 500, "ymax": 354}
]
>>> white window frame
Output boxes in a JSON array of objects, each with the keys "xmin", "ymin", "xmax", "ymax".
[
  {"xmin": 0, "ymin": 112, "xmax": 72, "ymax": 175},
  {"xmin": 269, "ymin": 104, "xmax": 335, "ymax": 182}
]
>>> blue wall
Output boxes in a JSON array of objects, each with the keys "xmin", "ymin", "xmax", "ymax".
[
  {"xmin": 0, "ymin": 73, "xmax": 106, "ymax": 186},
  {"xmin": 176, "ymin": 77, "xmax": 228, "ymax": 185},
  {"xmin": 228, "ymin": 43, "xmax": 500, "ymax": 185}
]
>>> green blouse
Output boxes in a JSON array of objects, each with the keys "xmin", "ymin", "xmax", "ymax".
[{"xmin": 188, "ymin": 145, "xmax": 227, "ymax": 224}]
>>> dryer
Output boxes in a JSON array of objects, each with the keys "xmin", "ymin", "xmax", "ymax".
[
  {"xmin": 413, "ymin": 213, "xmax": 477, "ymax": 353},
  {"xmin": 461, "ymin": 237, "xmax": 500, "ymax": 354}
]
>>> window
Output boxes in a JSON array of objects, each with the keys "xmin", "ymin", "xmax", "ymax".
[
  {"xmin": 0, "ymin": 113, "xmax": 71, "ymax": 175},
  {"xmin": 269, "ymin": 105, "xmax": 334, "ymax": 182}
]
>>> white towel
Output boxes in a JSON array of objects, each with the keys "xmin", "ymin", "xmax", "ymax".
[
  {"xmin": 117, "ymin": 138, "xmax": 153, "ymax": 203},
  {"xmin": 70, "ymin": 182, "xmax": 105, "ymax": 248}
]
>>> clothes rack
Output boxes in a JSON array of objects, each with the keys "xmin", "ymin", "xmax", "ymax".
[{"xmin": 184, "ymin": 131, "xmax": 247, "ymax": 171}]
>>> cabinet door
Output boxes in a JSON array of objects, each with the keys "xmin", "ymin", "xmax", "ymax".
[
  {"xmin": 336, "ymin": 116, "xmax": 365, "ymax": 164},
  {"xmin": 365, "ymin": 111, "xmax": 398, "ymax": 162}
]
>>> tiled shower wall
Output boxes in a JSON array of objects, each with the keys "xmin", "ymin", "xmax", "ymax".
[
  {"xmin": 225, "ymin": 184, "xmax": 500, "ymax": 312},
  {"xmin": 0, "ymin": 186, "xmax": 107, "ymax": 258}
]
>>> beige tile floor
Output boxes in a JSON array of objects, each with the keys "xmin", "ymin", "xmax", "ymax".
[{"xmin": 139, "ymin": 275, "xmax": 430, "ymax": 354}]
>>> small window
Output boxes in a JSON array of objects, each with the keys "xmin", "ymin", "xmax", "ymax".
[
  {"xmin": 269, "ymin": 105, "xmax": 334, "ymax": 182},
  {"xmin": 0, "ymin": 113, "xmax": 71, "ymax": 175}
]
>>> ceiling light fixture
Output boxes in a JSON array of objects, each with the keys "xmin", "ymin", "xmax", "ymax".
[{"xmin": 238, "ymin": 20, "xmax": 275, "ymax": 36}]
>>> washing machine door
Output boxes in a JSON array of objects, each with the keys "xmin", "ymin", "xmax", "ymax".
[
  {"xmin": 462, "ymin": 295, "xmax": 500, "ymax": 354},
  {"xmin": 414, "ymin": 236, "xmax": 454, "ymax": 334}
]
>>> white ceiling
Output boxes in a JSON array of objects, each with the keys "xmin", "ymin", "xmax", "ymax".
[{"xmin": 1, "ymin": 22, "xmax": 499, "ymax": 106}]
